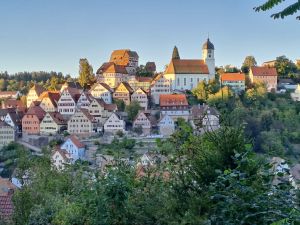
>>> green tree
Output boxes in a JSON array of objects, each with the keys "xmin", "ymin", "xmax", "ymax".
[
  {"xmin": 114, "ymin": 99, "xmax": 125, "ymax": 112},
  {"xmin": 275, "ymin": 56, "xmax": 297, "ymax": 77},
  {"xmin": 48, "ymin": 76, "xmax": 58, "ymax": 91},
  {"xmin": 254, "ymin": 0, "xmax": 300, "ymax": 20},
  {"xmin": 241, "ymin": 56, "xmax": 257, "ymax": 74},
  {"xmin": 78, "ymin": 58, "xmax": 96, "ymax": 89},
  {"xmin": 192, "ymin": 81, "xmax": 208, "ymax": 102},
  {"xmin": 125, "ymin": 101, "xmax": 142, "ymax": 122}
]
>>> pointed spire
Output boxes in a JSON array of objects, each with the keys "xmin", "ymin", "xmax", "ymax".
[{"xmin": 172, "ymin": 46, "xmax": 180, "ymax": 59}]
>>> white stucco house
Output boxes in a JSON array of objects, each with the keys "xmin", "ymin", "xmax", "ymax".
[
  {"xmin": 103, "ymin": 113, "xmax": 126, "ymax": 134},
  {"xmin": 158, "ymin": 114, "xmax": 175, "ymax": 137},
  {"xmin": 60, "ymin": 135, "xmax": 85, "ymax": 162},
  {"xmin": 89, "ymin": 82, "xmax": 113, "ymax": 104}
]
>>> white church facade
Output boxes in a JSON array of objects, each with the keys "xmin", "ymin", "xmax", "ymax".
[{"xmin": 164, "ymin": 39, "xmax": 216, "ymax": 91}]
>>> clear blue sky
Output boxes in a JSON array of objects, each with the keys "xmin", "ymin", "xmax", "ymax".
[{"xmin": 0, "ymin": 0, "xmax": 299, "ymax": 76}]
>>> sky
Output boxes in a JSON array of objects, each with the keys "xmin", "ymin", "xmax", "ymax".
[{"xmin": 0, "ymin": 0, "xmax": 299, "ymax": 76}]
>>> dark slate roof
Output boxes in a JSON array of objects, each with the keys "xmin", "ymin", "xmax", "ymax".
[{"xmin": 202, "ymin": 38, "xmax": 214, "ymax": 50}]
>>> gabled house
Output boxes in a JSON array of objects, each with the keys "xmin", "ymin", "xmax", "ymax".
[
  {"xmin": 103, "ymin": 112, "xmax": 126, "ymax": 134},
  {"xmin": 139, "ymin": 152, "xmax": 168, "ymax": 167},
  {"xmin": 158, "ymin": 114, "xmax": 175, "ymax": 137},
  {"xmin": 0, "ymin": 121, "xmax": 15, "ymax": 148},
  {"xmin": 38, "ymin": 91, "xmax": 60, "ymax": 112},
  {"xmin": 159, "ymin": 94, "xmax": 189, "ymax": 121},
  {"xmin": 60, "ymin": 135, "xmax": 85, "ymax": 162},
  {"xmin": 77, "ymin": 91, "xmax": 93, "ymax": 109},
  {"xmin": 97, "ymin": 62, "xmax": 128, "ymax": 88},
  {"xmin": 22, "ymin": 105, "xmax": 46, "ymax": 135},
  {"xmin": 127, "ymin": 76, "xmax": 152, "ymax": 91},
  {"xmin": 88, "ymin": 98, "xmax": 117, "ymax": 124},
  {"xmin": 190, "ymin": 104, "xmax": 220, "ymax": 132},
  {"xmin": 2, "ymin": 99, "xmax": 26, "ymax": 112},
  {"xmin": 249, "ymin": 66, "xmax": 278, "ymax": 92},
  {"xmin": 221, "ymin": 72, "xmax": 246, "ymax": 94},
  {"xmin": 40, "ymin": 112, "xmax": 67, "ymax": 135},
  {"xmin": 0, "ymin": 91, "xmax": 20, "ymax": 99},
  {"xmin": 4, "ymin": 110, "xmax": 24, "ymax": 136},
  {"xmin": 113, "ymin": 82, "xmax": 134, "ymax": 105},
  {"xmin": 67, "ymin": 108, "xmax": 98, "ymax": 134},
  {"xmin": 52, "ymin": 148, "xmax": 71, "ymax": 170},
  {"xmin": 26, "ymin": 84, "xmax": 45, "ymax": 108},
  {"xmin": 150, "ymin": 73, "xmax": 171, "ymax": 105},
  {"xmin": 109, "ymin": 49, "xmax": 139, "ymax": 75},
  {"xmin": 131, "ymin": 88, "xmax": 148, "ymax": 110},
  {"xmin": 60, "ymin": 81, "xmax": 82, "ymax": 93},
  {"xmin": 133, "ymin": 111, "xmax": 156, "ymax": 135},
  {"xmin": 89, "ymin": 82, "xmax": 113, "ymax": 104},
  {"xmin": 57, "ymin": 87, "xmax": 81, "ymax": 117}
]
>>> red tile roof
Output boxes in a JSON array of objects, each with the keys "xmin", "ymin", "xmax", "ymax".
[
  {"xmin": 52, "ymin": 148, "xmax": 71, "ymax": 161},
  {"xmin": 136, "ymin": 76, "xmax": 152, "ymax": 83},
  {"xmin": 0, "ymin": 193, "xmax": 14, "ymax": 221},
  {"xmin": 99, "ymin": 62, "xmax": 128, "ymax": 74},
  {"xmin": 68, "ymin": 135, "xmax": 85, "ymax": 148},
  {"xmin": 159, "ymin": 94, "xmax": 188, "ymax": 107},
  {"xmin": 26, "ymin": 105, "xmax": 46, "ymax": 121},
  {"xmin": 2, "ymin": 99, "xmax": 25, "ymax": 111},
  {"xmin": 80, "ymin": 108, "xmax": 96, "ymax": 123},
  {"xmin": 221, "ymin": 73, "xmax": 245, "ymax": 82},
  {"xmin": 165, "ymin": 59, "xmax": 209, "ymax": 74},
  {"xmin": 48, "ymin": 112, "xmax": 66, "ymax": 125},
  {"xmin": 250, "ymin": 66, "xmax": 278, "ymax": 77},
  {"xmin": 38, "ymin": 91, "xmax": 61, "ymax": 107},
  {"xmin": 30, "ymin": 84, "xmax": 45, "ymax": 96},
  {"xmin": 115, "ymin": 82, "xmax": 134, "ymax": 94},
  {"xmin": 90, "ymin": 82, "xmax": 113, "ymax": 93},
  {"xmin": 93, "ymin": 99, "xmax": 117, "ymax": 111}
]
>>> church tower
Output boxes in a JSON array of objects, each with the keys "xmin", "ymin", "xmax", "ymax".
[{"xmin": 202, "ymin": 38, "xmax": 215, "ymax": 76}]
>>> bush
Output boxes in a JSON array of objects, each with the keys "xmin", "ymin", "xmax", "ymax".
[{"xmin": 116, "ymin": 130, "xmax": 124, "ymax": 138}]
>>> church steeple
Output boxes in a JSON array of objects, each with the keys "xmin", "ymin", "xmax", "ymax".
[{"xmin": 172, "ymin": 46, "xmax": 180, "ymax": 59}]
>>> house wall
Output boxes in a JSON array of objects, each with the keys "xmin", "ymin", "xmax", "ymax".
[
  {"xmin": 0, "ymin": 125, "xmax": 15, "ymax": 147},
  {"xmin": 104, "ymin": 114, "xmax": 125, "ymax": 133},
  {"xmin": 57, "ymin": 90, "xmax": 76, "ymax": 116},
  {"xmin": 61, "ymin": 139, "xmax": 85, "ymax": 161},
  {"xmin": 40, "ymin": 98, "xmax": 56, "ymax": 112},
  {"xmin": 40, "ymin": 114, "xmax": 59, "ymax": 135},
  {"xmin": 22, "ymin": 115, "xmax": 40, "ymax": 135},
  {"xmin": 222, "ymin": 80, "xmax": 245, "ymax": 93},
  {"xmin": 27, "ymin": 90, "xmax": 39, "ymax": 108},
  {"xmin": 131, "ymin": 92, "xmax": 148, "ymax": 109},
  {"xmin": 150, "ymin": 76, "xmax": 171, "ymax": 104},
  {"xmin": 164, "ymin": 73, "xmax": 213, "ymax": 91},
  {"xmin": 67, "ymin": 111, "xmax": 94, "ymax": 134},
  {"xmin": 90, "ymin": 85, "xmax": 112, "ymax": 104}
]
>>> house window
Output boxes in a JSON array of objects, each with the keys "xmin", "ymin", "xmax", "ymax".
[
  {"xmin": 184, "ymin": 78, "xmax": 186, "ymax": 86},
  {"xmin": 177, "ymin": 78, "xmax": 180, "ymax": 86}
]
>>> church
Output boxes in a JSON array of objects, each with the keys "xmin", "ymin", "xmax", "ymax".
[{"xmin": 164, "ymin": 39, "xmax": 215, "ymax": 91}]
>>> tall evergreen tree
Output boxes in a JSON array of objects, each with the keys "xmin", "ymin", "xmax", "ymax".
[{"xmin": 78, "ymin": 58, "xmax": 96, "ymax": 89}]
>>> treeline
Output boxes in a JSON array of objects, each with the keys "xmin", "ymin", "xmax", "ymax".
[{"xmin": 0, "ymin": 71, "xmax": 71, "ymax": 94}]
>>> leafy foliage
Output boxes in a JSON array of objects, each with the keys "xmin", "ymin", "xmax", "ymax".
[
  {"xmin": 254, "ymin": 0, "xmax": 300, "ymax": 20},
  {"xmin": 78, "ymin": 58, "xmax": 96, "ymax": 89}
]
